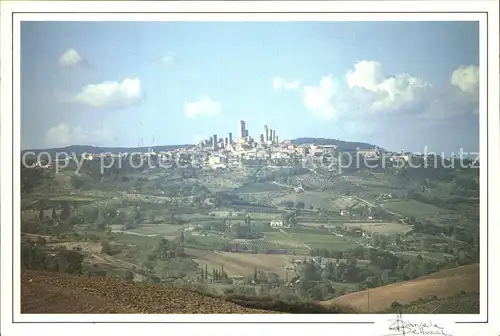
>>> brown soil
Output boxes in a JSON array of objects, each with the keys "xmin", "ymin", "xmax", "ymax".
[
  {"xmin": 186, "ymin": 248, "xmax": 295, "ymax": 278},
  {"xmin": 321, "ymin": 263, "xmax": 479, "ymax": 313},
  {"xmin": 21, "ymin": 270, "xmax": 271, "ymax": 314}
]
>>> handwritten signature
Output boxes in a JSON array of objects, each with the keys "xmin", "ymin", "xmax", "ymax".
[{"xmin": 382, "ymin": 313, "xmax": 453, "ymax": 336}]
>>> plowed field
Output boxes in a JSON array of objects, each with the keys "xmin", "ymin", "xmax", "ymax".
[{"xmin": 21, "ymin": 270, "xmax": 270, "ymax": 314}]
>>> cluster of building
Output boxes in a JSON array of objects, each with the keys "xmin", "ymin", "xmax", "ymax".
[
  {"xmin": 27, "ymin": 117, "xmax": 478, "ymax": 174},
  {"xmin": 199, "ymin": 120, "xmax": 281, "ymax": 151}
]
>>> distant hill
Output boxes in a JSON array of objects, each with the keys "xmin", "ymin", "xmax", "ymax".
[
  {"xmin": 291, "ymin": 137, "xmax": 379, "ymax": 151},
  {"xmin": 21, "ymin": 138, "xmax": 380, "ymax": 156},
  {"xmin": 21, "ymin": 144, "xmax": 193, "ymax": 156},
  {"xmin": 320, "ymin": 263, "xmax": 479, "ymax": 313}
]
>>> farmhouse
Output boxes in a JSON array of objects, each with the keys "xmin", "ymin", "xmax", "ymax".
[
  {"xmin": 270, "ymin": 220, "xmax": 284, "ymax": 228},
  {"xmin": 230, "ymin": 275, "xmax": 246, "ymax": 284}
]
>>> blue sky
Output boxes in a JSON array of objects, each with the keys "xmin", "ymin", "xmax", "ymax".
[{"xmin": 21, "ymin": 21, "xmax": 479, "ymax": 153}]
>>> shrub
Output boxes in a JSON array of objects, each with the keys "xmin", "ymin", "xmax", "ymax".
[
  {"xmin": 101, "ymin": 241, "xmax": 111, "ymax": 255},
  {"xmin": 391, "ymin": 301, "xmax": 402, "ymax": 308},
  {"xmin": 123, "ymin": 270, "xmax": 134, "ymax": 281}
]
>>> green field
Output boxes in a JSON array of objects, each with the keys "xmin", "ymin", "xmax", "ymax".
[
  {"xmin": 383, "ymin": 294, "xmax": 479, "ymax": 314},
  {"xmin": 382, "ymin": 200, "xmax": 449, "ymax": 217},
  {"xmin": 48, "ymin": 195, "xmax": 105, "ymax": 202},
  {"xmin": 395, "ymin": 251, "xmax": 452, "ymax": 262},
  {"xmin": 116, "ymin": 224, "xmax": 187, "ymax": 237},
  {"xmin": 22, "ymin": 195, "xmax": 106, "ymax": 209},
  {"xmin": 99, "ymin": 231, "xmax": 158, "ymax": 246},
  {"xmin": 265, "ymin": 228, "xmax": 358, "ymax": 251},
  {"xmin": 232, "ymin": 182, "xmax": 287, "ymax": 194},
  {"xmin": 231, "ymin": 238, "xmax": 310, "ymax": 254},
  {"xmin": 185, "ymin": 233, "xmax": 229, "ymax": 250}
]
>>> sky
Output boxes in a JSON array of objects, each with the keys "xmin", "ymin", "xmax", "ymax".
[{"xmin": 21, "ymin": 21, "xmax": 479, "ymax": 154}]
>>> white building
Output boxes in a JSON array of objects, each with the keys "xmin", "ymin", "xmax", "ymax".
[{"xmin": 270, "ymin": 220, "xmax": 284, "ymax": 228}]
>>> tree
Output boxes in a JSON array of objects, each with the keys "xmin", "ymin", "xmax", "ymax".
[
  {"xmin": 58, "ymin": 250, "xmax": 84, "ymax": 275},
  {"xmin": 123, "ymin": 270, "xmax": 134, "ymax": 281},
  {"xmin": 94, "ymin": 209, "xmax": 107, "ymax": 231},
  {"xmin": 296, "ymin": 201, "xmax": 305, "ymax": 209},
  {"xmin": 381, "ymin": 269, "xmax": 390, "ymax": 284},
  {"xmin": 70, "ymin": 174, "xmax": 85, "ymax": 189},
  {"xmin": 60, "ymin": 202, "xmax": 71, "ymax": 221},
  {"xmin": 142, "ymin": 260, "xmax": 155, "ymax": 273},
  {"xmin": 155, "ymin": 237, "xmax": 170, "ymax": 260},
  {"xmin": 101, "ymin": 241, "xmax": 111, "ymax": 255},
  {"xmin": 379, "ymin": 235, "xmax": 388, "ymax": 250},
  {"xmin": 180, "ymin": 231, "xmax": 185, "ymax": 247},
  {"xmin": 21, "ymin": 243, "xmax": 47, "ymax": 270},
  {"xmin": 267, "ymin": 272, "xmax": 279, "ymax": 284},
  {"xmin": 302, "ymin": 261, "xmax": 320, "ymax": 282},
  {"xmin": 257, "ymin": 270, "xmax": 268, "ymax": 283}
]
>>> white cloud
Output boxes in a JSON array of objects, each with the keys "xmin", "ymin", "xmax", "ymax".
[
  {"xmin": 345, "ymin": 60, "xmax": 431, "ymax": 111},
  {"xmin": 184, "ymin": 96, "xmax": 221, "ymax": 118},
  {"xmin": 45, "ymin": 123, "xmax": 114, "ymax": 147},
  {"xmin": 273, "ymin": 77, "xmax": 301, "ymax": 91},
  {"xmin": 302, "ymin": 75, "xmax": 338, "ymax": 120},
  {"xmin": 45, "ymin": 124, "xmax": 73, "ymax": 147},
  {"xmin": 451, "ymin": 65, "xmax": 479, "ymax": 96},
  {"xmin": 58, "ymin": 49, "xmax": 87, "ymax": 68},
  {"xmin": 72, "ymin": 78, "xmax": 142, "ymax": 108},
  {"xmin": 418, "ymin": 65, "xmax": 479, "ymax": 122},
  {"xmin": 284, "ymin": 80, "xmax": 301, "ymax": 90},
  {"xmin": 160, "ymin": 52, "xmax": 175, "ymax": 65},
  {"xmin": 273, "ymin": 77, "xmax": 285, "ymax": 91},
  {"xmin": 278, "ymin": 60, "xmax": 478, "ymax": 124}
]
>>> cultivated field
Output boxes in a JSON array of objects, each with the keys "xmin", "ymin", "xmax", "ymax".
[
  {"xmin": 265, "ymin": 229, "xmax": 358, "ymax": 251},
  {"xmin": 343, "ymin": 222, "xmax": 412, "ymax": 235},
  {"xmin": 232, "ymin": 238, "xmax": 310, "ymax": 255},
  {"xmin": 47, "ymin": 241, "xmax": 103, "ymax": 253},
  {"xmin": 331, "ymin": 197, "xmax": 360, "ymax": 210},
  {"xmin": 21, "ymin": 270, "xmax": 269, "ymax": 314},
  {"xmin": 112, "ymin": 224, "xmax": 186, "ymax": 238},
  {"xmin": 395, "ymin": 251, "xmax": 454, "ymax": 262},
  {"xmin": 381, "ymin": 200, "xmax": 449, "ymax": 217},
  {"xmin": 232, "ymin": 182, "xmax": 287, "ymax": 194},
  {"xmin": 270, "ymin": 191, "xmax": 337, "ymax": 209},
  {"xmin": 185, "ymin": 248, "xmax": 299, "ymax": 278},
  {"xmin": 342, "ymin": 176, "xmax": 391, "ymax": 187},
  {"xmin": 321, "ymin": 264, "xmax": 479, "ymax": 313},
  {"xmin": 384, "ymin": 294, "xmax": 480, "ymax": 314}
]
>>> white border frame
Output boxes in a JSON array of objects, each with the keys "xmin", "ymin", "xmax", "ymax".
[{"xmin": 1, "ymin": 1, "xmax": 499, "ymax": 335}]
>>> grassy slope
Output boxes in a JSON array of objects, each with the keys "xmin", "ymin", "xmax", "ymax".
[
  {"xmin": 321, "ymin": 263, "xmax": 479, "ymax": 313},
  {"xmin": 383, "ymin": 294, "xmax": 479, "ymax": 314}
]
